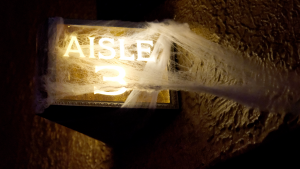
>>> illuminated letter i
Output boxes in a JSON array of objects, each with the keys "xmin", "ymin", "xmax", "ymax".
[{"xmin": 89, "ymin": 37, "xmax": 95, "ymax": 58}]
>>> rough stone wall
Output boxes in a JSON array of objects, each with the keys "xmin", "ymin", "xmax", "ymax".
[
  {"xmin": 113, "ymin": 0, "xmax": 300, "ymax": 168},
  {"xmin": 172, "ymin": 0, "xmax": 300, "ymax": 70},
  {"xmin": 0, "ymin": 1, "xmax": 113, "ymax": 168},
  {"xmin": 2, "ymin": 0, "xmax": 300, "ymax": 169}
]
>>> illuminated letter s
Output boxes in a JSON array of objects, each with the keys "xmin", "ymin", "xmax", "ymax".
[{"xmin": 99, "ymin": 38, "xmax": 116, "ymax": 59}]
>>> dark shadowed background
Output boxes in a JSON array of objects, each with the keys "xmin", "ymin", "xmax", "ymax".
[{"xmin": 1, "ymin": 0, "xmax": 300, "ymax": 168}]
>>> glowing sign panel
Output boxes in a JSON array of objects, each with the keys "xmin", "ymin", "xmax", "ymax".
[
  {"xmin": 63, "ymin": 35, "xmax": 154, "ymax": 95},
  {"xmin": 55, "ymin": 21, "xmax": 172, "ymax": 106}
]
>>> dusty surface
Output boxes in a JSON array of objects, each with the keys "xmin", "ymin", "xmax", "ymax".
[
  {"xmin": 2, "ymin": 0, "xmax": 300, "ymax": 169},
  {"xmin": 113, "ymin": 0, "xmax": 300, "ymax": 168},
  {"xmin": 0, "ymin": 1, "xmax": 113, "ymax": 169}
]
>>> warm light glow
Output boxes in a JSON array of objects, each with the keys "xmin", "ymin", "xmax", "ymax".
[
  {"xmin": 63, "ymin": 36, "xmax": 85, "ymax": 57},
  {"xmin": 46, "ymin": 22, "xmax": 173, "ymax": 108},
  {"xmin": 89, "ymin": 37, "xmax": 95, "ymax": 58},
  {"xmin": 99, "ymin": 38, "xmax": 116, "ymax": 59},
  {"xmin": 94, "ymin": 66, "xmax": 127, "ymax": 95},
  {"xmin": 136, "ymin": 40, "xmax": 154, "ymax": 61},
  {"xmin": 119, "ymin": 39, "xmax": 135, "ymax": 61}
]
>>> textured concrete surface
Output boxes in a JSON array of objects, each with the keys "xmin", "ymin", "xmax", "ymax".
[
  {"xmin": 0, "ymin": 1, "xmax": 113, "ymax": 169},
  {"xmin": 2, "ymin": 0, "xmax": 300, "ymax": 169},
  {"xmin": 112, "ymin": 0, "xmax": 300, "ymax": 168}
]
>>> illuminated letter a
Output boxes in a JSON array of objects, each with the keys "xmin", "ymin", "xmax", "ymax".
[{"xmin": 63, "ymin": 36, "xmax": 85, "ymax": 57}]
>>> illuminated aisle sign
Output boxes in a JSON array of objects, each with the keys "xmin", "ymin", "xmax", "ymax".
[
  {"xmin": 64, "ymin": 36, "xmax": 154, "ymax": 61},
  {"xmin": 63, "ymin": 36, "xmax": 154, "ymax": 95},
  {"xmin": 37, "ymin": 19, "xmax": 178, "ymax": 109},
  {"xmin": 36, "ymin": 19, "xmax": 179, "ymax": 109}
]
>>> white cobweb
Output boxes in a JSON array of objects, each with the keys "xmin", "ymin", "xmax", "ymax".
[{"xmin": 36, "ymin": 17, "xmax": 300, "ymax": 114}]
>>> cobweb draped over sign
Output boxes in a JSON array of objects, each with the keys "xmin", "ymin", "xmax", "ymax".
[{"xmin": 36, "ymin": 17, "xmax": 300, "ymax": 114}]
